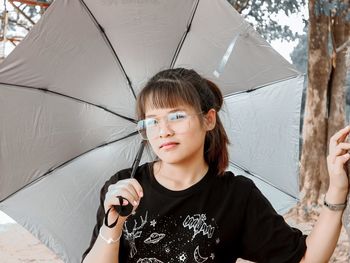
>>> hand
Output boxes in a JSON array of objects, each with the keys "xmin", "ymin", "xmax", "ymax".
[
  {"xmin": 327, "ymin": 125, "xmax": 350, "ymax": 195},
  {"xmin": 103, "ymin": 179, "xmax": 144, "ymax": 226}
]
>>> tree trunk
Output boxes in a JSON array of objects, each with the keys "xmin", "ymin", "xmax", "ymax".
[
  {"xmin": 325, "ymin": 1, "xmax": 350, "ymax": 237},
  {"xmin": 299, "ymin": 0, "xmax": 330, "ymax": 215},
  {"xmin": 341, "ymin": 10, "xmax": 350, "ymax": 244},
  {"xmin": 298, "ymin": 0, "xmax": 350, "ymax": 221},
  {"xmin": 328, "ymin": 14, "xmax": 348, "ymax": 143}
]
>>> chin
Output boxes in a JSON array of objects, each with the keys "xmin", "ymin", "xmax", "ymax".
[
  {"xmin": 156, "ymin": 151, "xmax": 195, "ymax": 165},
  {"xmin": 156, "ymin": 154, "xmax": 184, "ymax": 164}
]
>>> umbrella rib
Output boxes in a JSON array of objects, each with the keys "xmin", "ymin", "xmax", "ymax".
[
  {"xmin": 78, "ymin": 0, "xmax": 137, "ymax": 99},
  {"xmin": 0, "ymin": 131, "xmax": 139, "ymax": 203},
  {"xmin": 169, "ymin": 0, "xmax": 200, "ymax": 68},
  {"xmin": 223, "ymin": 74, "xmax": 302, "ymax": 98},
  {"xmin": 229, "ymin": 161, "xmax": 299, "ymax": 201},
  {"xmin": 0, "ymin": 82, "xmax": 137, "ymax": 123}
]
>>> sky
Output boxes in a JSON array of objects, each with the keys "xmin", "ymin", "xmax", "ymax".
[
  {"xmin": 0, "ymin": 3, "xmax": 308, "ymax": 225},
  {"xmin": 270, "ymin": 9, "xmax": 308, "ymax": 63}
]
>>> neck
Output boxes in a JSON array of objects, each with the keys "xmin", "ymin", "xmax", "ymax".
[{"xmin": 153, "ymin": 158, "xmax": 209, "ymax": 191}]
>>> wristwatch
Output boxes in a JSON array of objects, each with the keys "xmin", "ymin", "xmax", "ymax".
[{"xmin": 323, "ymin": 195, "xmax": 347, "ymax": 211}]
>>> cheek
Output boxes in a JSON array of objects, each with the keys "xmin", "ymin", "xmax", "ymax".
[
  {"xmin": 182, "ymin": 128, "xmax": 207, "ymax": 149},
  {"xmin": 147, "ymin": 139, "xmax": 159, "ymax": 153},
  {"xmin": 192, "ymin": 132, "xmax": 206, "ymax": 147},
  {"xmin": 189, "ymin": 122, "xmax": 207, "ymax": 139}
]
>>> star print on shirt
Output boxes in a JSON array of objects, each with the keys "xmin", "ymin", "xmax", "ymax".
[{"xmin": 150, "ymin": 219, "xmax": 157, "ymax": 227}]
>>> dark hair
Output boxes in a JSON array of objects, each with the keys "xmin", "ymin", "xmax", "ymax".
[{"xmin": 136, "ymin": 68, "xmax": 229, "ymax": 175}]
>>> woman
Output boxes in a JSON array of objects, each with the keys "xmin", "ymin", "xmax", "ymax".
[{"xmin": 82, "ymin": 68, "xmax": 349, "ymax": 262}]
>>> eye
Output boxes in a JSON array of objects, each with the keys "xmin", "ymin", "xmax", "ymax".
[
  {"xmin": 168, "ymin": 112, "xmax": 187, "ymax": 121},
  {"xmin": 144, "ymin": 118, "xmax": 158, "ymax": 128}
]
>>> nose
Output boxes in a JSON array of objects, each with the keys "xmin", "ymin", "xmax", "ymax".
[{"xmin": 158, "ymin": 119, "xmax": 174, "ymax": 138}]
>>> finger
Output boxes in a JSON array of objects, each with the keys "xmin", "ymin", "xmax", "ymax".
[
  {"xmin": 107, "ymin": 183, "xmax": 118, "ymax": 192},
  {"xmin": 338, "ymin": 132, "xmax": 350, "ymax": 145},
  {"xmin": 330, "ymin": 126, "xmax": 350, "ymax": 148},
  {"xmin": 331, "ymin": 143, "xmax": 350, "ymax": 156},
  {"xmin": 334, "ymin": 152, "xmax": 350, "ymax": 165},
  {"xmin": 108, "ymin": 179, "xmax": 142, "ymax": 201},
  {"xmin": 104, "ymin": 192, "xmax": 124, "ymax": 213},
  {"xmin": 104, "ymin": 194, "xmax": 123, "ymax": 207},
  {"xmin": 106, "ymin": 185, "xmax": 138, "ymax": 205},
  {"xmin": 127, "ymin": 179, "xmax": 144, "ymax": 198},
  {"xmin": 114, "ymin": 187, "xmax": 140, "ymax": 206},
  {"xmin": 107, "ymin": 179, "xmax": 143, "ymax": 198}
]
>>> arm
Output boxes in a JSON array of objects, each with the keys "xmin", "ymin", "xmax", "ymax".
[
  {"xmin": 82, "ymin": 178, "xmax": 143, "ymax": 263},
  {"xmin": 300, "ymin": 126, "xmax": 350, "ymax": 263},
  {"xmin": 300, "ymin": 188, "xmax": 347, "ymax": 263},
  {"xmin": 82, "ymin": 219, "xmax": 125, "ymax": 263}
]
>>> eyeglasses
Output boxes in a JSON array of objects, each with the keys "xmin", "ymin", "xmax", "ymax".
[{"xmin": 137, "ymin": 111, "xmax": 202, "ymax": 140}]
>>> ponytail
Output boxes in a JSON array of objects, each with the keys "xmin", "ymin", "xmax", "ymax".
[{"xmin": 203, "ymin": 79, "xmax": 229, "ymax": 175}]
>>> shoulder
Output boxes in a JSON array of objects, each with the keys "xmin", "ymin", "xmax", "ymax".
[
  {"xmin": 208, "ymin": 171, "xmax": 258, "ymax": 205},
  {"xmin": 212, "ymin": 170, "xmax": 256, "ymax": 191}
]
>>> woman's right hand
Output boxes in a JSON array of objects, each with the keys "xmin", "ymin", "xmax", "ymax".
[{"xmin": 103, "ymin": 178, "xmax": 144, "ymax": 227}]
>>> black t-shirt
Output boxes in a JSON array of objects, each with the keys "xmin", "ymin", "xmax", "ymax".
[{"xmin": 82, "ymin": 162, "xmax": 307, "ymax": 263}]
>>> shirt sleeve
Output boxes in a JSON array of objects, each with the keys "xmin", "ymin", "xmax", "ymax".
[{"xmin": 238, "ymin": 181, "xmax": 307, "ymax": 263}]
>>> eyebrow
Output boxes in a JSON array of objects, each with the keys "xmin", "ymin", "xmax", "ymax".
[{"xmin": 145, "ymin": 108, "xmax": 186, "ymax": 118}]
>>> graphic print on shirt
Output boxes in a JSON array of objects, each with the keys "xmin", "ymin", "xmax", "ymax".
[
  {"xmin": 194, "ymin": 245, "xmax": 208, "ymax": 263},
  {"xmin": 150, "ymin": 219, "xmax": 157, "ymax": 227},
  {"xmin": 183, "ymin": 214, "xmax": 215, "ymax": 240},
  {"xmin": 123, "ymin": 211, "xmax": 220, "ymax": 262},
  {"xmin": 144, "ymin": 232, "xmax": 166, "ymax": 244},
  {"xmin": 123, "ymin": 211, "xmax": 148, "ymax": 258},
  {"xmin": 137, "ymin": 258, "xmax": 164, "ymax": 263}
]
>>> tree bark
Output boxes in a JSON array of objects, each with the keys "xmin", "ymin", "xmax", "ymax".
[
  {"xmin": 328, "ymin": 14, "xmax": 348, "ymax": 143},
  {"xmin": 341, "ymin": 7, "xmax": 350, "ymax": 244},
  {"xmin": 299, "ymin": 0, "xmax": 350, "ymax": 221},
  {"xmin": 299, "ymin": 0, "xmax": 331, "ymax": 213}
]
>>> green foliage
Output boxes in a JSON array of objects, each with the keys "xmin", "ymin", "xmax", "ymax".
[
  {"xmin": 27, "ymin": 6, "xmax": 40, "ymax": 17},
  {"xmin": 290, "ymin": 28, "xmax": 308, "ymax": 74},
  {"xmin": 227, "ymin": 0, "xmax": 306, "ymax": 41},
  {"xmin": 290, "ymin": 27, "xmax": 308, "ymax": 139},
  {"xmin": 2, "ymin": 3, "xmax": 44, "ymax": 34}
]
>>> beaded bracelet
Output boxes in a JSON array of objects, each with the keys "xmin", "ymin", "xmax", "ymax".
[{"xmin": 99, "ymin": 227, "xmax": 123, "ymax": 244}]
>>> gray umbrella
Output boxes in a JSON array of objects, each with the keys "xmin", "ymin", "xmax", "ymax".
[{"xmin": 0, "ymin": 0, "xmax": 303, "ymax": 262}]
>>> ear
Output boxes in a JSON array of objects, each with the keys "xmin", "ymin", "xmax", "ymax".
[{"xmin": 204, "ymin": 109, "xmax": 216, "ymax": 131}]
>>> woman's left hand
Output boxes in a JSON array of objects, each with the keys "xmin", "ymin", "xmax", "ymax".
[{"xmin": 327, "ymin": 125, "xmax": 350, "ymax": 195}]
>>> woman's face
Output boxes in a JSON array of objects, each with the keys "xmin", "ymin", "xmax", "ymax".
[{"xmin": 142, "ymin": 104, "xmax": 215, "ymax": 165}]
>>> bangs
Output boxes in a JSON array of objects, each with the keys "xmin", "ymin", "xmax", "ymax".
[{"xmin": 137, "ymin": 79, "xmax": 201, "ymax": 119}]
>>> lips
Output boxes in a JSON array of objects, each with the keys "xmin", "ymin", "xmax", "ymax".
[{"xmin": 159, "ymin": 142, "xmax": 179, "ymax": 149}]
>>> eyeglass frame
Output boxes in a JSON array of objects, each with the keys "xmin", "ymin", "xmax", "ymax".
[{"xmin": 136, "ymin": 110, "xmax": 204, "ymax": 140}]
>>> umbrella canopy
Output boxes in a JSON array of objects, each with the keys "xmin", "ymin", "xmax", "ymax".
[{"xmin": 0, "ymin": 0, "xmax": 303, "ymax": 262}]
